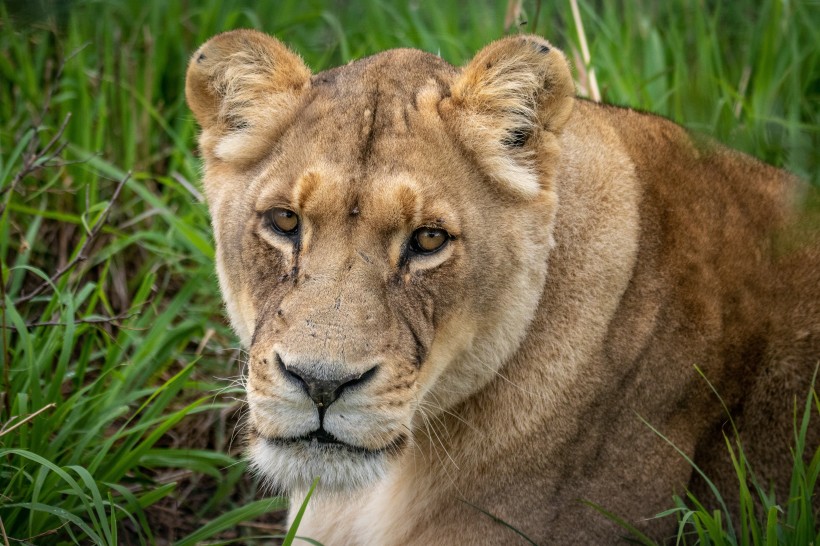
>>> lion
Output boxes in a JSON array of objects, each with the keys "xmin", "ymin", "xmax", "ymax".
[{"xmin": 185, "ymin": 29, "xmax": 819, "ymax": 544}]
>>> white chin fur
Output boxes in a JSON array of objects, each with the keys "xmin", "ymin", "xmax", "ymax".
[{"xmin": 249, "ymin": 437, "xmax": 391, "ymax": 493}]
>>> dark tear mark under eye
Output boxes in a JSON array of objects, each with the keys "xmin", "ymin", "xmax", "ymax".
[
  {"xmin": 290, "ymin": 237, "xmax": 301, "ymax": 285},
  {"xmin": 394, "ymin": 304, "xmax": 427, "ymax": 368},
  {"xmin": 408, "ymin": 325, "xmax": 426, "ymax": 368},
  {"xmin": 396, "ymin": 239, "xmax": 418, "ymax": 271},
  {"xmin": 397, "ymin": 241, "xmax": 411, "ymax": 271}
]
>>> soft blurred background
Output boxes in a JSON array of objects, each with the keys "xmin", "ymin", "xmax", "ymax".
[{"xmin": 0, "ymin": 0, "xmax": 817, "ymax": 544}]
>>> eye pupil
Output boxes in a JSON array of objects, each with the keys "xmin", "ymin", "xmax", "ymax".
[
  {"xmin": 268, "ymin": 208, "xmax": 299, "ymax": 234},
  {"xmin": 412, "ymin": 228, "xmax": 448, "ymax": 253}
]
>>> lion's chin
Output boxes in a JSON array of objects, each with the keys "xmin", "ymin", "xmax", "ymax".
[{"xmin": 249, "ymin": 435, "xmax": 406, "ymax": 493}]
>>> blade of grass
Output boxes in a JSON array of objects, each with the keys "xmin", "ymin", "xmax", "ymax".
[
  {"xmin": 172, "ymin": 497, "xmax": 288, "ymax": 546},
  {"xmin": 283, "ymin": 477, "xmax": 320, "ymax": 546}
]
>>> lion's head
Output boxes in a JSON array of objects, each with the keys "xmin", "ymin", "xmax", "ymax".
[{"xmin": 186, "ymin": 29, "xmax": 574, "ymax": 492}]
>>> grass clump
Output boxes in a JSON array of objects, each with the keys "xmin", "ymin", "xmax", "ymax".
[{"xmin": 659, "ymin": 387, "xmax": 820, "ymax": 545}]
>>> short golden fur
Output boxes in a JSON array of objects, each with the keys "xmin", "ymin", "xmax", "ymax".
[{"xmin": 186, "ymin": 30, "xmax": 819, "ymax": 544}]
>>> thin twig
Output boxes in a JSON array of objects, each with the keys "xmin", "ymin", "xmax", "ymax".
[
  {"xmin": 42, "ymin": 157, "xmax": 91, "ymax": 169},
  {"xmin": 238, "ymin": 521, "xmax": 287, "ymax": 532},
  {"xmin": 0, "ymin": 260, "xmax": 9, "ymax": 416},
  {"xmin": 14, "ymin": 171, "xmax": 131, "ymax": 306},
  {"xmin": 172, "ymin": 171, "xmax": 204, "ymax": 203},
  {"xmin": 5, "ymin": 522, "xmax": 68, "ymax": 543},
  {"xmin": 1, "ymin": 113, "xmax": 72, "ymax": 200},
  {"xmin": 0, "ymin": 403, "xmax": 56, "ymax": 437},
  {"xmin": 0, "ymin": 310, "xmax": 139, "ymax": 330},
  {"xmin": 124, "ymin": 469, "xmax": 194, "ymax": 492},
  {"xmin": 0, "ymin": 515, "xmax": 9, "ymax": 546},
  {"xmin": 0, "ymin": 113, "xmax": 71, "ymax": 219},
  {"xmin": 37, "ymin": 113, "xmax": 72, "ymax": 159}
]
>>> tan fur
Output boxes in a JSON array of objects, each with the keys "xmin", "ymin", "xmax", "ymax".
[{"xmin": 186, "ymin": 30, "xmax": 819, "ymax": 544}]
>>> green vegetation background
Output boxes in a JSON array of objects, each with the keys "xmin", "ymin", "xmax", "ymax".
[{"xmin": 0, "ymin": 0, "xmax": 817, "ymax": 544}]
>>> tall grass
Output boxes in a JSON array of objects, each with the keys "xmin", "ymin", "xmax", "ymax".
[{"xmin": 0, "ymin": 0, "xmax": 817, "ymax": 543}]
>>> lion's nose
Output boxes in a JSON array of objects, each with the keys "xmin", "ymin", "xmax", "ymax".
[{"xmin": 278, "ymin": 356, "xmax": 378, "ymax": 410}]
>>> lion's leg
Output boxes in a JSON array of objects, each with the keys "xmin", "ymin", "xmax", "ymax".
[{"xmin": 691, "ymin": 247, "xmax": 820, "ymax": 521}]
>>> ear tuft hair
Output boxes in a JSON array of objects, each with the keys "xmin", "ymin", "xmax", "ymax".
[
  {"xmin": 185, "ymin": 29, "xmax": 311, "ymax": 164},
  {"xmin": 447, "ymin": 35, "xmax": 575, "ymax": 198}
]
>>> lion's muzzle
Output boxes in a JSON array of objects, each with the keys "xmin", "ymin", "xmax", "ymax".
[
  {"xmin": 246, "ymin": 344, "xmax": 416, "ymax": 492},
  {"xmin": 277, "ymin": 353, "xmax": 379, "ymax": 411}
]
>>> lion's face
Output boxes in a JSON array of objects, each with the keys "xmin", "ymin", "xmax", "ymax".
[{"xmin": 186, "ymin": 30, "xmax": 574, "ymax": 492}]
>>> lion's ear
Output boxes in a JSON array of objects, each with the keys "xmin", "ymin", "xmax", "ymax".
[
  {"xmin": 447, "ymin": 35, "xmax": 574, "ymax": 197},
  {"xmin": 186, "ymin": 29, "xmax": 311, "ymax": 164}
]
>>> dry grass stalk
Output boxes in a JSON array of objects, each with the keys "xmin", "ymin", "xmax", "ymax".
[{"xmin": 569, "ymin": 0, "xmax": 601, "ymax": 101}]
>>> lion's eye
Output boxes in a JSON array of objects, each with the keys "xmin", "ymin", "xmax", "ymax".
[
  {"xmin": 266, "ymin": 208, "xmax": 299, "ymax": 235},
  {"xmin": 410, "ymin": 227, "xmax": 449, "ymax": 254}
]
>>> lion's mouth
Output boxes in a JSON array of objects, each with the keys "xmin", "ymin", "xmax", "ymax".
[{"xmin": 262, "ymin": 428, "xmax": 407, "ymax": 456}]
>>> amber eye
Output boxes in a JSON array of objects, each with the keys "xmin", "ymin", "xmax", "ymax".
[
  {"xmin": 410, "ymin": 227, "xmax": 449, "ymax": 254},
  {"xmin": 266, "ymin": 208, "xmax": 299, "ymax": 235}
]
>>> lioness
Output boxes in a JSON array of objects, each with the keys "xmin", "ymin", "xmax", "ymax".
[{"xmin": 185, "ymin": 30, "xmax": 819, "ymax": 544}]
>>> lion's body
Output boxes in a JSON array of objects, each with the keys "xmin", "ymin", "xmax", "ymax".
[{"xmin": 186, "ymin": 30, "xmax": 819, "ymax": 544}]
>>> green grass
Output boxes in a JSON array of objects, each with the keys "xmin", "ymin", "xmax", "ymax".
[{"xmin": 0, "ymin": 0, "xmax": 817, "ymax": 543}]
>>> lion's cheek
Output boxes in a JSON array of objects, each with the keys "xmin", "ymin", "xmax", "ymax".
[
  {"xmin": 412, "ymin": 309, "xmax": 480, "ymax": 410},
  {"xmin": 215, "ymin": 248, "xmax": 256, "ymax": 346}
]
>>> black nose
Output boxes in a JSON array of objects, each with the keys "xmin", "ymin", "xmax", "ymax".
[{"xmin": 278, "ymin": 357, "xmax": 378, "ymax": 410}]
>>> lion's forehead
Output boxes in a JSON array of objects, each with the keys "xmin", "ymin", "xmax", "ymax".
[
  {"xmin": 283, "ymin": 51, "xmax": 458, "ymax": 166},
  {"xmin": 310, "ymin": 48, "xmax": 457, "ymax": 104}
]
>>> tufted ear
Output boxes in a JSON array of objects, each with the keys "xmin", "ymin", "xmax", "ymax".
[
  {"xmin": 447, "ymin": 35, "xmax": 575, "ymax": 197},
  {"xmin": 185, "ymin": 29, "xmax": 311, "ymax": 164}
]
